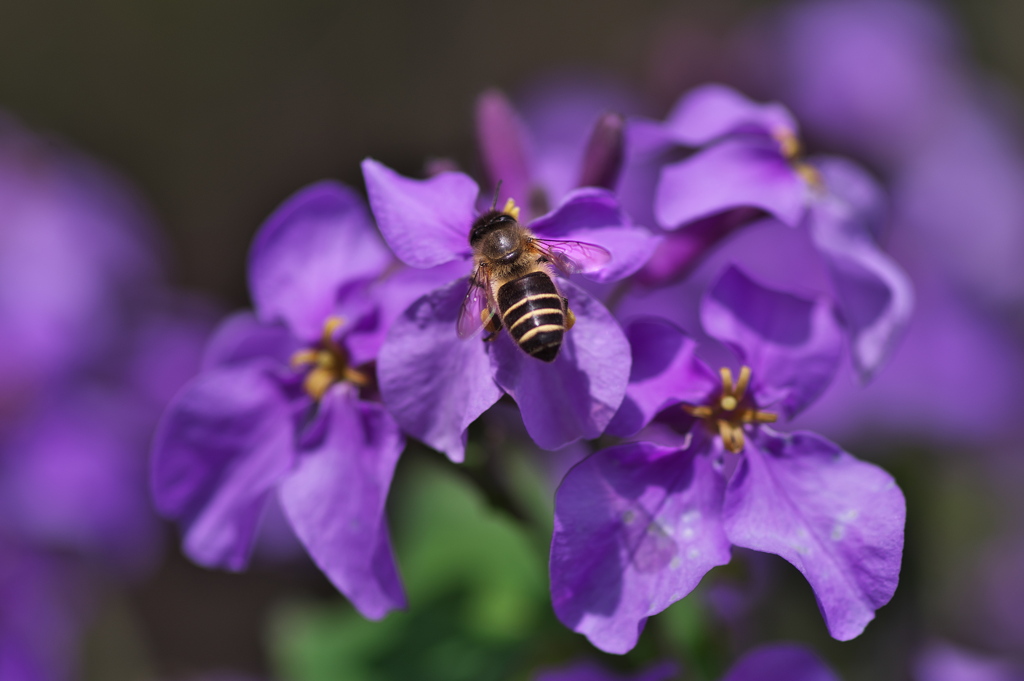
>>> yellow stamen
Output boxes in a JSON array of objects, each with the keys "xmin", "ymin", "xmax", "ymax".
[
  {"xmin": 683, "ymin": 404, "xmax": 714, "ymax": 419},
  {"xmin": 323, "ymin": 316, "xmax": 344, "ymax": 338},
  {"xmin": 795, "ymin": 162, "xmax": 824, "ymax": 190},
  {"xmin": 719, "ymin": 367, "xmax": 734, "ymax": 396},
  {"xmin": 290, "ymin": 349, "xmax": 319, "ymax": 369},
  {"xmin": 304, "ymin": 367, "xmax": 336, "ymax": 401},
  {"xmin": 288, "ymin": 317, "xmax": 368, "ymax": 401},
  {"xmin": 773, "ymin": 129, "xmax": 802, "ymax": 160},
  {"xmin": 342, "ymin": 366, "xmax": 370, "ymax": 388},
  {"xmin": 501, "ymin": 197, "xmax": 521, "ymax": 221},
  {"xmin": 734, "ymin": 365, "xmax": 751, "ymax": 402},
  {"xmin": 685, "ymin": 365, "xmax": 776, "ymax": 454}
]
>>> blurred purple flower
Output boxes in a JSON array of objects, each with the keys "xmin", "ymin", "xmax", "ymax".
[
  {"xmin": 533, "ymin": 643, "xmax": 837, "ymax": 681},
  {"xmin": 0, "ymin": 542, "xmax": 84, "ymax": 681},
  {"xmin": 477, "ymin": 84, "xmax": 637, "ymax": 223},
  {"xmin": 0, "ymin": 114, "xmax": 160, "ymax": 394},
  {"xmin": 915, "ymin": 642, "xmax": 1024, "ymax": 681},
  {"xmin": 551, "ymin": 266, "xmax": 905, "ymax": 653},
  {"xmin": 632, "ymin": 84, "xmax": 912, "ymax": 377},
  {"xmin": 152, "ymin": 181, "xmax": 408, "ymax": 619},
  {"xmin": 720, "ymin": 644, "xmax": 841, "ymax": 681},
  {"xmin": 0, "ymin": 114, "xmax": 217, "ymax": 574},
  {"xmin": 363, "ymin": 158, "xmax": 658, "ymax": 461},
  {"xmin": 744, "ymin": 0, "xmax": 1024, "ymax": 307}
]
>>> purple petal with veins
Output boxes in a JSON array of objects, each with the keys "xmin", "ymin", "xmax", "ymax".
[
  {"xmin": 151, "ymin": 362, "xmax": 295, "ymax": 570},
  {"xmin": 377, "ymin": 278, "xmax": 503, "ymax": 462},
  {"xmin": 661, "ymin": 83, "xmax": 799, "ymax": 147},
  {"xmin": 247, "ymin": 180, "xmax": 392, "ymax": 343},
  {"xmin": 701, "ymin": 266, "xmax": 843, "ymax": 420},
  {"xmin": 723, "ymin": 429, "xmax": 905, "ymax": 641},
  {"xmin": 655, "ymin": 138, "xmax": 807, "ymax": 231},
  {"xmin": 362, "ymin": 158, "xmax": 478, "ymax": 268},
  {"xmin": 810, "ymin": 157, "xmax": 913, "ymax": 378},
  {"xmin": 608, "ymin": 318, "xmax": 718, "ymax": 437},
  {"xmin": 279, "ymin": 386, "xmax": 407, "ymax": 619},
  {"xmin": 551, "ymin": 439, "xmax": 730, "ymax": 654}
]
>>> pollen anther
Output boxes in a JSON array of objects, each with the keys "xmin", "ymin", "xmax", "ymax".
[
  {"xmin": 683, "ymin": 365, "xmax": 777, "ymax": 454},
  {"xmin": 289, "ymin": 316, "xmax": 369, "ymax": 400}
]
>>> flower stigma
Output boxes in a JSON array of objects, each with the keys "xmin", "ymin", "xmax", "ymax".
[
  {"xmin": 683, "ymin": 365, "xmax": 777, "ymax": 454},
  {"xmin": 772, "ymin": 128, "xmax": 823, "ymax": 190},
  {"xmin": 289, "ymin": 316, "xmax": 370, "ymax": 400}
]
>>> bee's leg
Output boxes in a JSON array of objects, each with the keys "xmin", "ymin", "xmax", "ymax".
[
  {"xmin": 482, "ymin": 309, "xmax": 502, "ymax": 341},
  {"xmin": 562, "ymin": 297, "xmax": 576, "ymax": 330}
]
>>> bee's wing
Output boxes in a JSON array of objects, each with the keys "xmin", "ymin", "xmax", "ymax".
[
  {"xmin": 532, "ymin": 237, "xmax": 612, "ymax": 276},
  {"xmin": 457, "ymin": 265, "xmax": 495, "ymax": 339}
]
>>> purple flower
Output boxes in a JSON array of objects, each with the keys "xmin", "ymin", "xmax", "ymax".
[
  {"xmin": 740, "ymin": 0, "xmax": 1024, "ymax": 307},
  {"xmin": 632, "ymin": 84, "xmax": 912, "ymax": 377},
  {"xmin": 719, "ymin": 644, "xmax": 841, "ymax": 681},
  {"xmin": 151, "ymin": 181, "xmax": 407, "ymax": 619},
  {"xmin": 363, "ymin": 158, "xmax": 659, "ymax": 460},
  {"xmin": 550, "ymin": 266, "xmax": 905, "ymax": 653},
  {"xmin": 531, "ymin": 643, "xmax": 837, "ymax": 681},
  {"xmin": 0, "ymin": 115, "xmax": 210, "ymax": 575},
  {"xmin": 915, "ymin": 642, "xmax": 1024, "ymax": 681},
  {"xmin": 477, "ymin": 84, "xmax": 634, "ymax": 223},
  {"xmin": 0, "ymin": 542, "xmax": 83, "ymax": 681},
  {"xmin": 0, "ymin": 113, "xmax": 160, "ymax": 393}
]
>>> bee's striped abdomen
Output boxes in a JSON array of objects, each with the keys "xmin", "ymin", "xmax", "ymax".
[{"xmin": 497, "ymin": 271, "xmax": 565, "ymax": 362}]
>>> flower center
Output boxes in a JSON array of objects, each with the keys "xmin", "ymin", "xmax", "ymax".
[
  {"xmin": 289, "ymin": 317, "xmax": 369, "ymax": 401},
  {"xmin": 773, "ymin": 128, "xmax": 823, "ymax": 190},
  {"xmin": 682, "ymin": 365, "xmax": 777, "ymax": 454}
]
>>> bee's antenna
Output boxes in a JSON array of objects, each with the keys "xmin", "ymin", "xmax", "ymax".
[{"xmin": 491, "ymin": 180, "xmax": 503, "ymax": 211}]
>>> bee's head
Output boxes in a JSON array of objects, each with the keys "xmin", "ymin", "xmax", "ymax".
[{"xmin": 469, "ymin": 210, "xmax": 518, "ymax": 246}]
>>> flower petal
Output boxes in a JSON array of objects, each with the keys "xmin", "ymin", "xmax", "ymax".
[
  {"xmin": 702, "ymin": 266, "xmax": 843, "ymax": 420},
  {"xmin": 662, "ymin": 83, "xmax": 799, "ymax": 147},
  {"xmin": 151, "ymin": 362, "xmax": 295, "ymax": 570},
  {"xmin": 655, "ymin": 139, "xmax": 807, "ymax": 231},
  {"xmin": 577, "ymin": 112, "xmax": 627, "ymax": 191},
  {"xmin": 248, "ymin": 181, "xmax": 391, "ymax": 342},
  {"xmin": 723, "ymin": 429, "xmax": 905, "ymax": 641},
  {"xmin": 809, "ymin": 157, "xmax": 913, "ymax": 379},
  {"xmin": 550, "ymin": 441, "xmax": 730, "ymax": 654},
  {"xmin": 201, "ymin": 311, "xmax": 299, "ymax": 371},
  {"xmin": 278, "ymin": 387, "xmax": 407, "ymax": 619},
  {"xmin": 721, "ymin": 643, "xmax": 841, "ymax": 681},
  {"xmin": 475, "ymin": 89, "xmax": 534, "ymax": 212},
  {"xmin": 530, "ymin": 188, "xmax": 661, "ymax": 282},
  {"xmin": 362, "ymin": 158, "xmax": 477, "ymax": 268},
  {"xmin": 635, "ymin": 209, "xmax": 763, "ymax": 287},
  {"xmin": 377, "ymin": 277, "xmax": 503, "ymax": 462},
  {"xmin": 608, "ymin": 318, "xmax": 718, "ymax": 437},
  {"xmin": 491, "ymin": 281, "xmax": 629, "ymax": 450}
]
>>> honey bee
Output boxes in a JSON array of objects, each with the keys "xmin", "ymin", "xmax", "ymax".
[{"xmin": 457, "ymin": 198, "xmax": 611, "ymax": 362}]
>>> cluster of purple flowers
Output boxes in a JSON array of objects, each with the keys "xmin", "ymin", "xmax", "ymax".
[
  {"xmin": 152, "ymin": 69, "xmax": 911, "ymax": 656},
  {"xmin": 0, "ymin": 114, "xmax": 211, "ymax": 678}
]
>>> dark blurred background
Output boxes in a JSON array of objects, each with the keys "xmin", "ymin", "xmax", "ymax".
[
  {"xmin": 1, "ymin": 0, "xmax": 1011, "ymax": 310},
  {"xmin": 2, "ymin": 1, "xmax": 1022, "ymax": 679},
  {"xmin": 1, "ymin": 0, "xmax": 1018, "ymax": 305}
]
